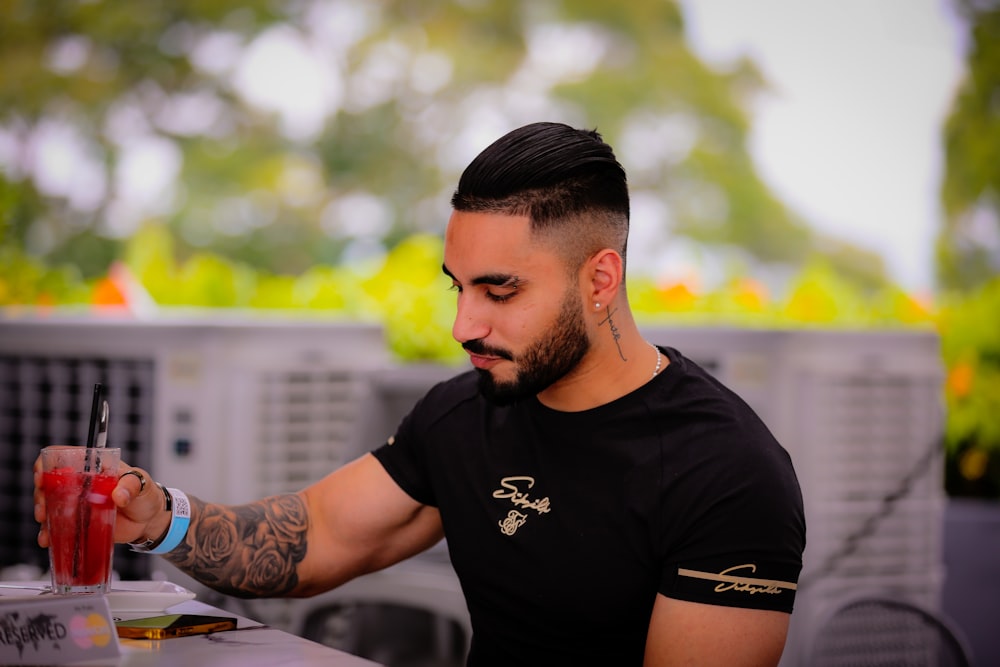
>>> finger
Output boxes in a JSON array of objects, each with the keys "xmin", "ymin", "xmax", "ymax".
[
  {"xmin": 111, "ymin": 467, "xmax": 163, "ymax": 544},
  {"xmin": 33, "ymin": 463, "xmax": 48, "ymax": 532},
  {"xmin": 33, "ymin": 456, "xmax": 45, "ymax": 507},
  {"xmin": 113, "ymin": 459, "xmax": 139, "ymax": 504},
  {"xmin": 114, "ymin": 467, "xmax": 150, "ymax": 506},
  {"xmin": 34, "ymin": 456, "xmax": 48, "ymax": 548},
  {"xmin": 34, "ymin": 500, "xmax": 49, "ymax": 548},
  {"xmin": 37, "ymin": 522, "xmax": 49, "ymax": 549},
  {"xmin": 33, "ymin": 468, "xmax": 44, "ymax": 508}
]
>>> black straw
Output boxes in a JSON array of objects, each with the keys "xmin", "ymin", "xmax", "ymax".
[
  {"xmin": 85, "ymin": 383, "xmax": 103, "ymax": 449},
  {"xmin": 76, "ymin": 382, "xmax": 103, "ymax": 580}
]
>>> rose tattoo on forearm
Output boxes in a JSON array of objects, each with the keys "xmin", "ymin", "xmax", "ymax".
[{"xmin": 165, "ymin": 494, "xmax": 309, "ymax": 598}]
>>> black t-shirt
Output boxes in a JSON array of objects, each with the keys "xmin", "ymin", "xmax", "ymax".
[{"xmin": 373, "ymin": 347, "xmax": 805, "ymax": 665}]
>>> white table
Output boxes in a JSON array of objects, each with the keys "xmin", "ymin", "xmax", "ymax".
[
  {"xmin": 0, "ymin": 582, "xmax": 383, "ymax": 666},
  {"xmin": 111, "ymin": 599, "xmax": 383, "ymax": 667}
]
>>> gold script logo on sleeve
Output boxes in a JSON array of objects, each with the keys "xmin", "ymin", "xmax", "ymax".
[
  {"xmin": 492, "ymin": 476, "xmax": 551, "ymax": 536},
  {"xmin": 676, "ymin": 564, "xmax": 797, "ymax": 596}
]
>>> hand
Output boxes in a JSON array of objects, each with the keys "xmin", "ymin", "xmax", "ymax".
[{"xmin": 34, "ymin": 455, "xmax": 170, "ymax": 549}]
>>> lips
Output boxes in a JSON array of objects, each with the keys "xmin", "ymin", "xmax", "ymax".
[
  {"xmin": 462, "ymin": 340, "xmax": 510, "ymax": 368},
  {"xmin": 468, "ymin": 352, "xmax": 502, "ymax": 369}
]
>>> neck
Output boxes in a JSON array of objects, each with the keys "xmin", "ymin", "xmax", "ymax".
[{"xmin": 537, "ymin": 305, "xmax": 665, "ymax": 411}]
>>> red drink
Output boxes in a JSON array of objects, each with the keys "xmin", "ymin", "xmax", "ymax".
[{"xmin": 40, "ymin": 447, "xmax": 121, "ymax": 595}]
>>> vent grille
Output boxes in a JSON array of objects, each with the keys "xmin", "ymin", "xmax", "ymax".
[
  {"xmin": 254, "ymin": 369, "xmax": 365, "ymax": 497},
  {"xmin": 803, "ymin": 373, "xmax": 942, "ymax": 503},
  {"xmin": 807, "ymin": 500, "xmax": 944, "ymax": 577},
  {"xmin": 0, "ymin": 355, "xmax": 154, "ymax": 578},
  {"xmin": 795, "ymin": 369, "xmax": 944, "ymax": 592}
]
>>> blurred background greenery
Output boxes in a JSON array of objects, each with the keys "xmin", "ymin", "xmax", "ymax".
[{"xmin": 0, "ymin": 0, "xmax": 998, "ymax": 496}]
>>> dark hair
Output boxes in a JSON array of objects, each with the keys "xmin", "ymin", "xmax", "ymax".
[{"xmin": 451, "ymin": 122, "xmax": 630, "ymax": 268}]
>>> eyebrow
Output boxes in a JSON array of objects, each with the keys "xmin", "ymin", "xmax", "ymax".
[{"xmin": 442, "ymin": 264, "xmax": 520, "ymax": 288}]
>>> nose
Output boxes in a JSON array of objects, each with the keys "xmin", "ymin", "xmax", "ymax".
[{"xmin": 451, "ymin": 295, "xmax": 490, "ymax": 344}]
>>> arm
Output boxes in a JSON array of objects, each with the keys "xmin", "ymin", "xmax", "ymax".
[
  {"xmin": 165, "ymin": 453, "xmax": 443, "ymax": 598},
  {"xmin": 36, "ymin": 453, "xmax": 442, "ymax": 599},
  {"xmin": 643, "ymin": 594, "xmax": 790, "ymax": 667}
]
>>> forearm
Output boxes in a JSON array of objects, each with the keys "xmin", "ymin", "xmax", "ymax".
[{"xmin": 163, "ymin": 493, "xmax": 310, "ymax": 599}]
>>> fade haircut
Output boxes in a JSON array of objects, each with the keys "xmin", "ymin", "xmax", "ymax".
[{"xmin": 451, "ymin": 122, "xmax": 630, "ymax": 273}]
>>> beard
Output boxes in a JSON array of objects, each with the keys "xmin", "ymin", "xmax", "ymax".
[{"xmin": 466, "ymin": 288, "xmax": 590, "ymax": 406}]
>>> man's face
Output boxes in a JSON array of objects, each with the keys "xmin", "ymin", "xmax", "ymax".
[{"xmin": 443, "ymin": 211, "xmax": 590, "ymax": 405}]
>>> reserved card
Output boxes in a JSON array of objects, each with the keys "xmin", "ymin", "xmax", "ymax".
[{"xmin": 0, "ymin": 593, "xmax": 120, "ymax": 664}]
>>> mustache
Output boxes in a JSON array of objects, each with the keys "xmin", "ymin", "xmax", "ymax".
[{"xmin": 463, "ymin": 339, "xmax": 514, "ymax": 361}]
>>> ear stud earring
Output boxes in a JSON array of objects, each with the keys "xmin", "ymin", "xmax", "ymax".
[{"xmin": 595, "ymin": 302, "xmax": 601, "ymax": 309}]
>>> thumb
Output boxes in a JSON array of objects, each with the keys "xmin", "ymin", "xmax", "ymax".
[{"xmin": 113, "ymin": 466, "xmax": 158, "ymax": 519}]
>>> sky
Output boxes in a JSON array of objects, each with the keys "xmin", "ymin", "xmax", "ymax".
[{"xmin": 679, "ymin": 0, "xmax": 966, "ymax": 293}]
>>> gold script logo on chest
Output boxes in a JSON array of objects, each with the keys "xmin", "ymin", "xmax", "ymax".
[{"xmin": 491, "ymin": 476, "xmax": 552, "ymax": 536}]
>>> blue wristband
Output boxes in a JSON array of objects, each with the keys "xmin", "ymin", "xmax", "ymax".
[{"xmin": 147, "ymin": 488, "xmax": 190, "ymax": 555}]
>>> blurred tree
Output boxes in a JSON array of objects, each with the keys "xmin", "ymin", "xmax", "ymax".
[
  {"xmin": 939, "ymin": 0, "xmax": 1000, "ymax": 290},
  {"xmin": 0, "ymin": 0, "xmax": 887, "ymax": 288},
  {"xmin": 937, "ymin": 0, "xmax": 1000, "ymax": 498},
  {"xmin": 0, "ymin": 0, "xmax": 284, "ymax": 276}
]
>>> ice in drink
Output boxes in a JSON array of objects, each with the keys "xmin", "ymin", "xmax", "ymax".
[{"xmin": 40, "ymin": 447, "xmax": 120, "ymax": 595}]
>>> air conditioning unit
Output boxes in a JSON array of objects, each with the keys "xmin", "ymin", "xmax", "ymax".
[{"xmin": 0, "ymin": 314, "xmax": 392, "ymax": 580}]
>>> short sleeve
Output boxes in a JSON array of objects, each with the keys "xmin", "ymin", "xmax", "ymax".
[
  {"xmin": 371, "ymin": 402, "xmax": 439, "ymax": 507},
  {"xmin": 657, "ymin": 430, "xmax": 806, "ymax": 613}
]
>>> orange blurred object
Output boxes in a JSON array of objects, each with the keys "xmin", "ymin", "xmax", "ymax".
[
  {"xmin": 733, "ymin": 278, "xmax": 769, "ymax": 311},
  {"xmin": 88, "ymin": 262, "xmax": 156, "ymax": 316},
  {"xmin": 659, "ymin": 282, "xmax": 698, "ymax": 310},
  {"xmin": 91, "ymin": 277, "xmax": 128, "ymax": 306},
  {"xmin": 947, "ymin": 361, "xmax": 975, "ymax": 399}
]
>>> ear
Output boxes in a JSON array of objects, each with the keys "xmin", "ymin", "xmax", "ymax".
[{"xmin": 585, "ymin": 249, "xmax": 623, "ymax": 308}]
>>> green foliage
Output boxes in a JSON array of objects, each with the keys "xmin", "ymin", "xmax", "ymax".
[
  {"xmin": 0, "ymin": 245, "xmax": 91, "ymax": 306},
  {"xmin": 939, "ymin": 278, "xmax": 1000, "ymax": 449},
  {"xmin": 174, "ymin": 253, "xmax": 256, "ymax": 307},
  {"xmin": 293, "ymin": 265, "xmax": 365, "ymax": 314},
  {"xmin": 0, "ymin": 0, "xmax": 278, "ymax": 120},
  {"xmin": 628, "ymin": 258, "xmax": 936, "ymax": 330},
  {"xmin": 779, "ymin": 261, "xmax": 878, "ymax": 326},
  {"xmin": 938, "ymin": 2, "xmax": 1000, "ymax": 290},
  {"xmin": 936, "ymin": 2, "xmax": 1000, "ymax": 495},
  {"xmin": 359, "ymin": 234, "xmax": 465, "ymax": 364},
  {"xmin": 0, "ymin": 229, "xmax": 936, "ymax": 355},
  {"xmin": 120, "ymin": 224, "xmax": 461, "ymax": 361},
  {"xmin": 937, "ymin": 277, "xmax": 1000, "ymax": 498}
]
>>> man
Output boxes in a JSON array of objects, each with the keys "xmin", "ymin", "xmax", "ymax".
[{"xmin": 35, "ymin": 122, "xmax": 805, "ymax": 665}]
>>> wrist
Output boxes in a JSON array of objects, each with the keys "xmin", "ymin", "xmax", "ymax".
[
  {"xmin": 128, "ymin": 483, "xmax": 172, "ymax": 551},
  {"xmin": 130, "ymin": 485, "xmax": 191, "ymax": 554}
]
